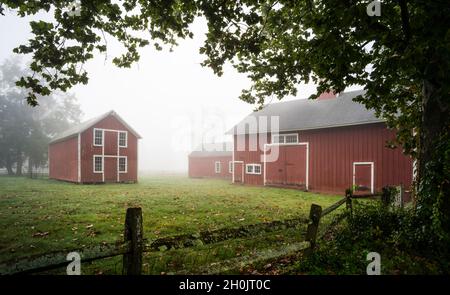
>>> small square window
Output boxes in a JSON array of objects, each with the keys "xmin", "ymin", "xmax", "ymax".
[
  {"xmin": 254, "ymin": 165, "xmax": 261, "ymax": 174},
  {"xmin": 246, "ymin": 165, "xmax": 253, "ymax": 174},
  {"xmin": 119, "ymin": 157, "xmax": 127, "ymax": 173},
  {"xmin": 246, "ymin": 164, "xmax": 261, "ymax": 175},
  {"xmin": 94, "ymin": 156, "xmax": 103, "ymax": 173},
  {"xmin": 119, "ymin": 131, "xmax": 127, "ymax": 147}
]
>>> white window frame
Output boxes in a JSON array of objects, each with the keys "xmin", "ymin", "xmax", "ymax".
[
  {"xmin": 352, "ymin": 162, "xmax": 375, "ymax": 194},
  {"xmin": 118, "ymin": 156, "xmax": 127, "ymax": 173},
  {"xmin": 229, "ymin": 161, "xmax": 233, "ymax": 173},
  {"xmin": 93, "ymin": 128, "xmax": 104, "ymax": 147},
  {"xmin": 271, "ymin": 133, "xmax": 299, "ymax": 145},
  {"xmin": 93, "ymin": 155, "xmax": 103, "ymax": 173},
  {"xmin": 119, "ymin": 131, "xmax": 128, "ymax": 148},
  {"xmin": 215, "ymin": 161, "xmax": 221, "ymax": 174},
  {"xmin": 246, "ymin": 163, "xmax": 262, "ymax": 175}
]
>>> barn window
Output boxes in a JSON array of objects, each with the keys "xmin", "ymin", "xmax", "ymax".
[
  {"xmin": 93, "ymin": 156, "xmax": 103, "ymax": 173},
  {"xmin": 93, "ymin": 129, "xmax": 103, "ymax": 146},
  {"xmin": 229, "ymin": 161, "xmax": 233, "ymax": 173},
  {"xmin": 246, "ymin": 164, "xmax": 261, "ymax": 175},
  {"xmin": 119, "ymin": 131, "xmax": 127, "ymax": 147},
  {"xmin": 119, "ymin": 157, "xmax": 127, "ymax": 173},
  {"xmin": 271, "ymin": 133, "xmax": 298, "ymax": 144},
  {"xmin": 215, "ymin": 161, "xmax": 221, "ymax": 173}
]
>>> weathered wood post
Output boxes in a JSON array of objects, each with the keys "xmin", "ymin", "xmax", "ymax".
[
  {"xmin": 345, "ymin": 189, "xmax": 353, "ymax": 217},
  {"xmin": 399, "ymin": 184, "xmax": 404, "ymax": 208},
  {"xmin": 123, "ymin": 207, "xmax": 143, "ymax": 275},
  {"xmin": 305, "ymin": 204, "xmax": 322, "ymax": 254}
]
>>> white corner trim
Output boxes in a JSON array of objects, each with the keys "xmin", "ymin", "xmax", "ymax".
[
  {"xmin": 77, "ymin": 133, "xmax": 81, "ymax": 182},
  {"xmin": 352, "ymin": 162, "xmax": 375, "ymax": 194}
]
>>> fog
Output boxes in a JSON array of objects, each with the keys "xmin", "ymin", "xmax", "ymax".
[{"xmin": 1, "ymin": 14, "xmax": 324, "ymax": 173}]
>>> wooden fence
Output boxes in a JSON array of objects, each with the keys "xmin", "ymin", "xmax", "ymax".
[{"xmin": 2, "ymin": 188, "xmax": 387, "ymax": 275}]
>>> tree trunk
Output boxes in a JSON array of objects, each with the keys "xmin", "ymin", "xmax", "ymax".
[
  {"xmin": 5, "ymin": 154, "xmax": 14, "ymax": 175},
  {"xmin": 28, "ymin": 157, "xmax": 33, "ymax": 178},
  {"xmin": 419, "ymin": 75, "xmax": 450, "ymax": 234},
  {"xmin": 15, "ymin": 150, "xmax": 23, "ymax": 176}
]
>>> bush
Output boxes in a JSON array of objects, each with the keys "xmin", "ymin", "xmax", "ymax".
[{"xmin": 296, "ymin": 200, "xmax": 449, "ymax": 274}]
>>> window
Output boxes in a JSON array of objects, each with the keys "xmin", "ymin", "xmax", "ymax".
[
  {"xmin": 93, "ymin": 156, "xmax": 103, "ymax": 173},
  {"xmin": 119, "ymin": 131, "xmax": 127, "ymax": 147},
  {"xmin": 93, "ymin": 129, "xmax": 103, "ymax": 146},
  {"xmin": 246, "ymin": 164, "xmax": 261, "ymax": 175},
  {"xmin": 119, "ymin": 157, "xmax": 127, "ymax": 173},
  {"xmin": 229, "ymin": 161, "xmax": 233, "ymax": 173},
  {"xmin": 271, "ymin": 133, "xmax": 298, "ymax": 144},
  {"xmin": 215, "ymin": 161, "xmax": 221, "ymax": 173}
]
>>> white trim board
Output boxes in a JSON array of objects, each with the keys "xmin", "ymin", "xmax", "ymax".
[
  {"xmin": 352, "ymin": 162, "xmax": 375, "ymax": 194},
  {"xmin": 263, "ymin": 142, "xmax": 309, "ymax": 190},
  {"xmin": 77, "ymin": 133, "xmax": 81, "ymax": 182}
]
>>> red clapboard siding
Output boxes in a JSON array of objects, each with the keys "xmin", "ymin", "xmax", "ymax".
[
  {"xmin": 188, "ymin": 155, "xmax": 232, "ymax": 179},
  {"xmin": 233, "ymin": 122, "xmax": 413, "ymax": 194},
  {"xmin": 49, "ymin": 111, "xmax": 139, "ymax": 183},
  {"xmin": 48, "ymin": 136, "xmax": 78, "ymax": 182}
]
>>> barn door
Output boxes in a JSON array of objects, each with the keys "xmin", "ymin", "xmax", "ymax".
[
  {"xmin": 285, "ymin": 145, "xmax": 307, "ymax": 187},
  {"xmin": 353, "ymin": 162, "xmax": 374, "ymax": 194},
  {"xmin": 265, "ymin": 144, "xmax": 308, "ymax": 188},
  {"xmin": 104, "ymin": 157, "xmax": 117, "ymax": 183},
  {"xmin": 233, "ymin": 162, "xmax": 244, "ymax": 183}
]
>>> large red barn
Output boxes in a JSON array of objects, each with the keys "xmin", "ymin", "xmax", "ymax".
[
  {"xmin": 49, "ymin": 110, "xmax": 141, "ymax": 183},
  {"xmin": 188, "ymin": 143, "xmax": 232, "ymax": 179},
  {"xmin": 229, "ymin": 90, "xmax": 414, "ymax": 195}
]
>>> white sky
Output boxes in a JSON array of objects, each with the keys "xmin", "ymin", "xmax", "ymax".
[{"xmin": 0, "ymin": 11, "xmax": 349, "ymax": 172}]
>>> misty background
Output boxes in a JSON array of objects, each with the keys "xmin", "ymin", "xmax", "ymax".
[{"xmin": 1, "ymin": 13, "xmax": 338, "ymax": 173}]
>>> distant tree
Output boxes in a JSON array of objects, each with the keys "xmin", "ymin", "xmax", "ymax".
[
  {"xmin": 0, "ymin": 58, "xmax": 82, "ymax": 175},
  {"xmin": 1, "ymin": 1, "xmax": 449, "ymax": 243}
]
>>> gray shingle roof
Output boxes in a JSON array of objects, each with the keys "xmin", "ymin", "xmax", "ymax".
[
  {"xmin": 189, "ymin": 142, "xmax": 233, "ymax": 158},
  {"xmin": 228, "ymin": 90, "xmax": 384, "ymax": 134},
  {"xmin": 49, "ymin": 110, "xmax": 142, "ymax": 144}
]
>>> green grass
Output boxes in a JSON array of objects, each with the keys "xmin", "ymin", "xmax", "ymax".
[{"xmin": 0, "ymin": 175, "xmax": 342, "ymax": 274}]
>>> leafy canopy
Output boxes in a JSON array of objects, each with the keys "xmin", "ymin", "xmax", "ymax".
[{"xmin": 2, "ymin": 1, "xmax": 449, "ymax": 154}]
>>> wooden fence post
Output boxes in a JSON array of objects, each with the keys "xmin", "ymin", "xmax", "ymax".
[
  {"xmin": 123, "ymin": 207, "xmax": 143, "ymax": 275},
  {"xmin": 305, "ymin": 204, "xmax": 322, "ymax": 253},
  {"xmin": 345, "ymin": 189, "xmax": 353, "ymax": 217}
]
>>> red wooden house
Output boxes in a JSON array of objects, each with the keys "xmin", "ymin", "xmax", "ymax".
[
  {"xmin": 188, "ymin": 142, "xmax": 233, "ymax": 179},
  {"xmin": 49, "ymin": 110, "xmax": 141, "ymax": 183},
  {"xmin": 229, "ymin": 90, "xmax": 414, "ymax": 195}
]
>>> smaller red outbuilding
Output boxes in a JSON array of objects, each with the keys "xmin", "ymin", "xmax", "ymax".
[
  {"xmin": 49, "ymin": 110, "xmax": 141, "ymax": 183},
  {"xmin": 188, "ymin": 143, "xmax": 233, "ymax": 179}
]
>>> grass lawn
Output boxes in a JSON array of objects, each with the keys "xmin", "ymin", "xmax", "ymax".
[{"xmin": 0, "ymin": 175, "xmax": 342, "ymax": 274}]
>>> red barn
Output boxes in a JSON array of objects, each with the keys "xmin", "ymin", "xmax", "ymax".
[
  {"xmin": 229, "ymin": 90, "xmax": 414, "ymax": 195},
  {"xmin": 49, "ymin": 110, "xmax": 141, "ymax": 183},
  {"xmin": 188, "ymin": 143, "xmax": 233, "ymax": 179}
]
